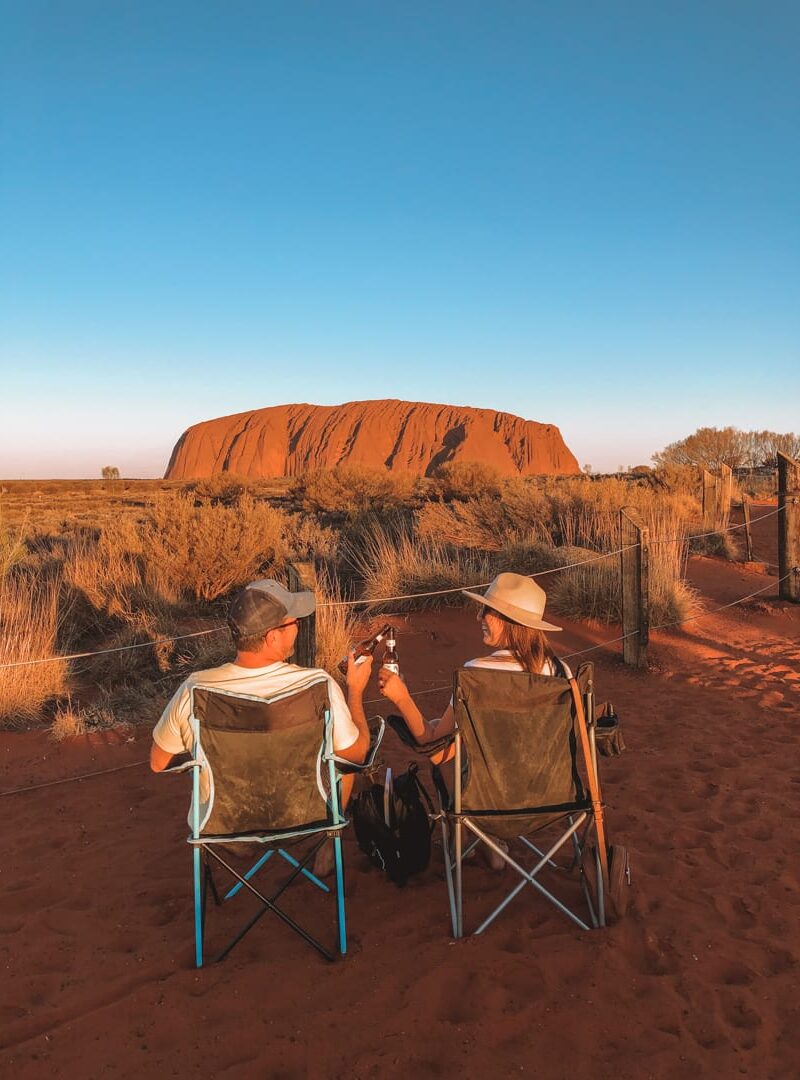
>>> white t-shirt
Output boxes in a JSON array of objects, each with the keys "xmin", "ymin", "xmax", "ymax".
[
  {"xmin": 154, "ymin": 661, "xmax": 358, "ymax": 756},
  {"xmin": 153, "ymin": 662, "xmax": 358, "ymax": 824}
]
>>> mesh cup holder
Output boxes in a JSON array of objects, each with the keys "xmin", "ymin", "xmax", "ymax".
[{"xmin": 595, "ymin": 716, "xmax": 625, "ymax": 757}]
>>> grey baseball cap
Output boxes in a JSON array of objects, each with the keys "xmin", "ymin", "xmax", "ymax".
[{"xmin": 227, "ymin": 579, "xmax": 316, "ymax": 638}]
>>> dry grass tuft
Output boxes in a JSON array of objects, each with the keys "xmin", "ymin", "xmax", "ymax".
[
  {"xmin": 0, "ymin": 570, "xmax": 67, "ymax": 726},
  {"xmin": 349, "ymin": 524, "xmax": 493, "ymax": 611},
  {"xmin": 50, "ymin": 694, "xmax": 117, "ymax": 741},
  {"xmin": 313, "ymin": 567, "xmax": 361, "ymax": 683}
]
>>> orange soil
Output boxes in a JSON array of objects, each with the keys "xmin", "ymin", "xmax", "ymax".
[{"xmin": 1, "ymin": 528, "xmax": 799, "ymax": 1078}]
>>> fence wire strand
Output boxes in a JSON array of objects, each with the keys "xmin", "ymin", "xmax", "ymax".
[
  {"xmin": 2, "ymin": 570, "xmax": 794, "ymax": 799},
  {"xmin": 0, "ymin": 504, "xmax": 788, "ymax": 673}
]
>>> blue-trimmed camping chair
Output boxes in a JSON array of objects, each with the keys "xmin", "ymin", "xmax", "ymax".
[
  {"xmin": 394, "ymin": 661, "xmax": 618, "ymax": 937},
  {"xmin": 165, "ymin": 675, "xmax": 384, "ymax": 967}
]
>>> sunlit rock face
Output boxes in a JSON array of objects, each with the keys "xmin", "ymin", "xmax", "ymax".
[{"xmin": 164, "ymin": 399, "xmax": 580, "ymax": 479}]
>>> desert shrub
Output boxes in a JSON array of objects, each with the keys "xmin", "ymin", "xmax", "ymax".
[
  {"xmin": 284, "ymin": 513, "xmax": 341, "ymax": 563},
  {"xmin": 63, "ymin": 523, "xmax": 178, "ymax": 629},
  {"xmin": 431, "ymin": 460, "xmax": 503, "ymax": 500},
  {"xmin": 294, "ymin": 466, "xmax": 418, "ymax": 517},
  {"xmin": 139, "ymin": 493, "xmax": 291, "ymax": 602},
  {"xmin": 0, "ymin": 569, "xmax": 67, "ymax": 726},
  {"xmin": 349, "ymin": 524, "xmax": 493, "ymax": 611},
  {"xmin": 185, "ymin": 474, "xmax": 249, "ymax": 505}
]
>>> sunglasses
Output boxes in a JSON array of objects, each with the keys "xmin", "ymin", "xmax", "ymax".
[
  {"xmin": 275, "ymin": 619, "xmax": 299, "ymax": 631},
  {"xmin": 479, "ymin": 604, "xmax": 508, "ymax": 621}
]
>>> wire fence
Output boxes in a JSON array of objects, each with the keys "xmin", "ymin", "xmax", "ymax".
[
  {"xmin": 0, "ymin": 495, "xmax": 794, "ymax": 799},
  {"xmin": 1, "ymin": 567, "xmax": 794, "ymax": 800},
  {"xmin": 0, "ymin": 503, "xmax": 786, "ymax": 673}
]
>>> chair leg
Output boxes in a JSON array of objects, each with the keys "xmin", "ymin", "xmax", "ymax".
[
  {"xmin": 332, "ymin": 834, "xmax": 347, "ymax": 956},
  {"xmin": 454, "ymin": 817, "xmax": 464, "ymax": 938},
  {"xmin": 193, "ymin": 845, "xmax": 203, "ymax": 968},
  {"xmin": 440, "ymin": 815, "xmax": 458, "ymax": 937},
  {"xmin": 573, "ymin": 830, "xmax": 598, "ymax": 929}
]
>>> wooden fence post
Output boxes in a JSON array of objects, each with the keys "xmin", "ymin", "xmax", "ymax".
[
  {"xmin": 702, "ymin": 465, "xmax": 732, "ymax": 534},
  {"xmin": 716, "ymin": 463, "xmax": 732, "ymax": 530},
  {"xmin": 702, "ymin": 471, "xmax": 715, "ymax": 532},
  {"xmin": 286, "ymin": 560, "xmax": 317, "ymax": 665},
  {"xmin": 777, "ymin": 452, "xmax": 800, "ymax": 602},
  {"xmin": 741, "ymin": 497, "xmax": 754, "ymax": 562},
  {"xmin": 620, "ymin": 509, "xmax": 649, "ymax": 668}
]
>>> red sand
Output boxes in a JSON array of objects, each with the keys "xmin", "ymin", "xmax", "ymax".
[{"xmin": 2, "ymin": 532, "xmax": 799, "ymax": 1078}]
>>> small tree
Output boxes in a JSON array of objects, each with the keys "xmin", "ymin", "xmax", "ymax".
[{"xmin": 101, "ymin": 466, "xmax": 120, "ymax": 480}]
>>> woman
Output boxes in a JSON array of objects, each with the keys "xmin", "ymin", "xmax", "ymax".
[
  {"xmin": 378, "ymin": 572, "xmax": 566, "ymax": 870},
  {"xmin": 377, "ymin": 571, "xmax": 566, "ymax": 746}
]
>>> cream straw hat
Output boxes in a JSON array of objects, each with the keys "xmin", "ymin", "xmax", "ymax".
[{"xmin": 462, "ymin": 572, "xmax": 562, "ymax": 632}]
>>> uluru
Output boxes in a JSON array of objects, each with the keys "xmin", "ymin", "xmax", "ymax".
[{"xmin": 164, "ymin": 399, "xmax": 580, "ymax": 480}]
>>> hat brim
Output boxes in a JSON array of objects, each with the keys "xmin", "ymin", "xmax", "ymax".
[
  {"xmin": 462, "ymin": 588, "xmax": 562, "ymax": 632},
  {"xmin": 283, "ymin": 590, "xmax": 316, "ymax": 620}
]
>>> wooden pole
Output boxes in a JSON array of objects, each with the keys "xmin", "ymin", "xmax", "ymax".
[
  {"xmin": 702, "ymin": 471, "xmax": 715, "ymax": 532},
  {"xmin": 286, "ymin": 560, "xmax": 318, "ymax": 666},
  {"xmin": 741, "ymin": 498, "xmax": 754, "ymax": 563},
  {"xmin": 717, "ymin": 463, "xmax": 732, "ymax": 530},
  {"xmin": 620, "ymin": 509, "xmax": 649, "ymax": 668},
  {"xmin": 777, "ymin": 452, "xmax": 800, "ymax": 602}
]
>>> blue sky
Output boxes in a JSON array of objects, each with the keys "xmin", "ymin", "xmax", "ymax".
[{"xmin": 1, "ymin": 1, "xmax": 797, "ymax": 477}]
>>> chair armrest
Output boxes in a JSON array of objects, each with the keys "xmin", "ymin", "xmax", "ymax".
[
  {"xmin": 386, "ymin": 714, "xmax": 455, "ymax": 756},
  {"xmin": 327, "ymin": 715, "xmax": 386, "ymax": 773},
  {"xmin": 158, "ymin": 759, "xmax": 202, "ymax": 775}
]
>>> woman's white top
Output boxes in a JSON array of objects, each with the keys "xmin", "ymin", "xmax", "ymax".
[{"xmin": 464, "ymin": 649, "xmax": 572, "ymax": 678}]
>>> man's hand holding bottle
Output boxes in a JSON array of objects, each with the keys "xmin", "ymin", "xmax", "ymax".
[{"xmin": 346, "ymin": 650, "xmax": 374, "ymax": 695}]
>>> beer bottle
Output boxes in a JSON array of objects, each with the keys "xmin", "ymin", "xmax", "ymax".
[
  {"xmin": 338, "ymin": 624, "xmax": 392, "ymax": 677},
  {"xmin": 381, "ymin": 626, "xmax": 400, "ymax": 676}
]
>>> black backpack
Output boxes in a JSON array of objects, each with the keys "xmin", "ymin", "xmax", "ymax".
[{"xmin": 352, "ymin": 763, "xmax": 434, "ymax": 887}]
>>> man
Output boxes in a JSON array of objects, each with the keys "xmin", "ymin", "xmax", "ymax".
[{"xmin": 151, "ymin": 578, "xmax": 372, "ymax": 870}]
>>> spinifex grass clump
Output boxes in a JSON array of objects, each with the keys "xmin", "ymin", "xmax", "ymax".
[
  {"xmin": 0, "ymin": 570, "xmax": 67, "ymax": 726},
  {"xmin": 416, "ymin": 477, "xmax": 700, "ymax": 625},
  {"xmin": 312, "ymin": 567, "xmax": 362, "ymax": 684},
  {"xmin": 548, "ymin": 501, "xmax": 699, "ymax": 625},
  {"xmin": 349, "ymin": 524, "xmax": 493, "ymax": 611}
]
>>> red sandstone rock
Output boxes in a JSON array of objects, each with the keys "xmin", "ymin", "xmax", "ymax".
[{"xmin": 164, "ymin": 399, "xmax": 580, "ymax": 479}]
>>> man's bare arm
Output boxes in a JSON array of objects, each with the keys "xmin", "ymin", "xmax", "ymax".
[
  {"xmin": 336, "ymin": 653, "xmax": 373, "ymax": 763},
  {"xmin": 150, "ymin": 741, "xmax": 174, "ymax": 772}
]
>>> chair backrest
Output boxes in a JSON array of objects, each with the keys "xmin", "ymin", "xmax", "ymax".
[
  {"xmin": 191, "ymin": 678, "xmax": 331, "ymax": 837},
  {"xmin": 453, "ymin": 662, "xmax": 593, "ymax": 825}
]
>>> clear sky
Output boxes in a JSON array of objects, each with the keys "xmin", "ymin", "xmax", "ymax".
[{"xmin": 1, "ymin": 1, "xmax": 797, "ymax": 478}]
